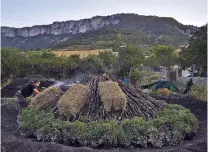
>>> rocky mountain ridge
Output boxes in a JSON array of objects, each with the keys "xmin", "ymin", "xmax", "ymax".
[
  {"xmin": 2, "ymin": 15, "xmax": 120, "ymax": 37},
  {"xmin": 1, "ymin": 13, "xmax": 198, "ymax": 50}
]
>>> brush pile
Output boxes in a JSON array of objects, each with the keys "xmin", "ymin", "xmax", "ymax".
[{"xmin": 29, "ymin": 75, "xmax": 166, "ymax": 121}]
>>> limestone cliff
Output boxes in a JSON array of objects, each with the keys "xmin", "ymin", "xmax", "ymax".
[
  {"xmin": 1, "ymin": 13, "xmax": 198, "ymax": 50},
  {"xmin": 1, "ymin": 16, "xmax": 119, "ymax": 37}
]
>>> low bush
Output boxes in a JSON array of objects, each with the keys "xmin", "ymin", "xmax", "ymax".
[
  {"xmin": 190, "ymin": 84, "xmax": 207, "ymax": 101},
  {"xmin": 19, "ymin": 104, "xmax": 198, "ymax": 148},
  {"xmin": 130, "ymin": 70, "xmax": 162, "ymax": 86},
  {"xmin": 1, "ymin": 78, "xmax": 13, "ymax": 88}
]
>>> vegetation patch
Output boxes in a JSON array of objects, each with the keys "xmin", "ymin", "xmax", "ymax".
[
  {"xmin": 19, "ymin": 104, "xmax": 198, "ymax": 148},
  {"xmin": 151, "ymin": 84, "xmax": 207, "ymax": 101},
  {"xmin": 190, "ymin": 84, "xmax": 207, "ymax": 101},
  {"xmin": 130, "ymin": 70, "xmax": 162, "ymax": 85},
  {"xmin": 1, "ymin": 78, "xmax": 13, "ymax": 88}
]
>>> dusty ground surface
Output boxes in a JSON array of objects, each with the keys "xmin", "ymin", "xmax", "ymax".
[{"xmin": 1, "ymin": 83, "xmax": 207, "ymax": 152}]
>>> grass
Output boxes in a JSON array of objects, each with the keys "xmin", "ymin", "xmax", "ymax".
[
  {"xmin": 190, "ymin": 84, "xmax": 207, "ymax": 101},
  {"xmin": 1, "ymin": 78, "xmax": 13, "ymax": 88},
  {"xmin": 175, "ymin": 81, "xmax": 207, "ymax": 101},
  {"xmin": 1, "ymin": 98, "xmax": 17, "ymax": 106}
]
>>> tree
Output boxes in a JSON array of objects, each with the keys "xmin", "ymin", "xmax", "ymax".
[
  {"xmin": 178, "ymin": 24, "xmax": 207, "ymax": 76},
  {"xmin": 145, "ymin": 45, "xmax": 177, "ymax": 69},
  {"xmin": 68, "ymin": 54, "xmax": 81, "ymax": 64},
  {"xmin": 41, "ymin": 51, "xmax": 56, "ymax": 58},
  {"xmin": 1, "ymin": 48, "xmax": 24, "ymax": 78},
  {"xmin": 98, "ymin": 51, "xmax": 117, "ymax": 69},
  {"xmin": 80, "ymin": 55, "xmax": 106, "ymax": 74},
  {"xmin": 144, "ymin": 54, "xmax": 158, "ymax": 67},
  {"xmin": 117, "ymin": 45, "xmax": 145, "ymax": 77}
]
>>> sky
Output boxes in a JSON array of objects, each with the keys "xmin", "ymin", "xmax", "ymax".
[{"xmin": 1, "ymin": 0, "xmax": 207, "ymax": 28}]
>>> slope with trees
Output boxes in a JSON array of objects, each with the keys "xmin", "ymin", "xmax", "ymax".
[{"xmin": 178, "ymin": 24, "xmax": 207, "ymax": 77}]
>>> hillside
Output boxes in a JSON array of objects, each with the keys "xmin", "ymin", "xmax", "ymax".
[{"xmin": 1, "ymin": 13, "xmax": 198, "ymax": 50}]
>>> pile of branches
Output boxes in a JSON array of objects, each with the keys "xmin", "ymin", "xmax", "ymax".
[
  {"xmin": 32, "ymin": 75, "xmax": 166, "ymax": 121},
  {"xmin": 76, "ymin": 75, "xmax": 166, "ymax": 121}
]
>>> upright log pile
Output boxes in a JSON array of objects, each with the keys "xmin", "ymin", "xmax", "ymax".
[
  {"xmin": 78, "ymin": 75, "xmax": 166, "ymax": 120},
  {"xmin": 29, "ymin": 75, "xmax": 166, "ymax": 121}
]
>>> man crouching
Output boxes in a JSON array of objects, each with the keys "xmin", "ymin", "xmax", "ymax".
[{"xmin": 16, "ymin": 79, "xmax": 40, "ymax": 115}]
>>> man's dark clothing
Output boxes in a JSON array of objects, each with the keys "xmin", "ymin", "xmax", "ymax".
[
  {"xmin": 16, "ymin": 83, "xmax": 35, "ymax": 114},
  {"xmin": 21, "ymin": 83, "xmax": 35, "ymax": 98},
  {"xmin": 16, "ymin": 91, "xmax": 27, "ymax": 114},
  {"xmin": 183, "ymin": 79, "xmax": 194, "ymax": 94}
]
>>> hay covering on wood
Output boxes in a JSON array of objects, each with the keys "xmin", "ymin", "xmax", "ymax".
[
  {"xmin": 29, "ymin": 86, "xmax": 63, "ymax": 109},
  {"xmin": 78, "ymin": 75, "xmax": 166, "ymax": 120},
  {"xmin": 98, "ymin": 81, "xmax": 127, "ymax": 112},
  {"xmin": 57, "ymin": 84, "xmax": 90, "ymax": 117},
  {"xmin": 26, "ymin": 75, "xmax": 166, "ymax": 121}
]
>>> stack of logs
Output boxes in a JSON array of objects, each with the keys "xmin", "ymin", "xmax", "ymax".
[{"xmin": 40, "ymin": 75, "xmax": 166, "ymax": 121}]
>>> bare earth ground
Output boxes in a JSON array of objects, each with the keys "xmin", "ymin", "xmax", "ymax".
[{"xmin": 1, "ymin": 95, "xmax": 207, "ymax": 152}]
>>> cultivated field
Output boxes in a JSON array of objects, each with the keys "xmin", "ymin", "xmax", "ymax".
[
  {"xmin": 51, "ymin": 49, "xmax": 118, "ymax": 58},
  {"xmin": 51, "ymin": 49, "xmax": 104, "ymax": 58}
]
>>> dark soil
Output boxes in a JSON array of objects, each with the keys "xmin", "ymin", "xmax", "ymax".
[
  {"xmin": 1, "ymin": 79, "xmax": 207, "ymax": 152},
  {"xmin": 1, "ymin": 78, "xmax": 55, "ymax": 98},
  {"xmin": 151, "ymin": 95, "xmax": 207, "ymax": 121}
]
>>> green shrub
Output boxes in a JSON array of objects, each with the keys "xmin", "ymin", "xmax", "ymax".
[
  {"xmin": 80, "ymin": 55, "xmax": 107, "ymax": 74},
  {"xmin": 191, "ymin": 84, "xmax": 207, "ymax": 101},
  {"xmin": 20, "ymin": 108, "xmax": 61, "ymax": 141},
  {"xmin": 1, "ymin": 48, "xmax": 24, "ymax": 78},
  {"xmin": 19, "ymin": 104, "xmax": 198, "ymax": 148},
  {"xmin": 1, "ymin": 78, "xmax": 13, "ymax": 87},
  {"xmin": 1, "ymin": 48, "xmax": 83, "ymax": 79},
  {"xmin": 157, "ymin": 104, "xmax": 198, "ymax": 144},
  {"xmin": 149, "ymin": 74, "xmax": 162, "ymax": 81},
  {"xmin": 130, "ymin": 70, "xmax": 162, "ymax": 85},
  {"xmin": 120, "ymin": 117, "xmax": 150, "ymax": 147},
  {"xmin": 1, "ymin": 98, "xmax": 17, "ymax": 104}
]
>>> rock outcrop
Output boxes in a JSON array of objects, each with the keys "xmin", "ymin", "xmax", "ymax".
[
  {"xmin": 1, "ymin": 16, "xmax": 119, "ymax": 37},
  {"xmin": 1, "ymin": 13, "xmax": 198, "ymax": 50}
]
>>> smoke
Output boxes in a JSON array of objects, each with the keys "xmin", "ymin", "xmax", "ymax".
[
  {"xmin": 52, "ymin": 72, "xmax": 88, "ymax": 91},
  {"xmin": 53, "ymin": 81, "xmax": 64, "ymax": 87}
]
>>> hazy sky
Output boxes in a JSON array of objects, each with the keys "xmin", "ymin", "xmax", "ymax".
[{"xmin": 1, "ymin": 0, "xmax": 207, "ymax": 28}]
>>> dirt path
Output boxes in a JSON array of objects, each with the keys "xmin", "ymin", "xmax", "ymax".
[{"xmin": 1, "ymin": 96, "xmax": 207, "ymax": 152}]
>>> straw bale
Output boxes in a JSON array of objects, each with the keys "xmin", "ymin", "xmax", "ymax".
[
  {"xmin": 98, "ymin": 81, "xmax": 127, "ymax": 112},
  {"xmin": 29, "ymin": 86, "xmax": 63, "ymax": 109},
  {"xmin": 57, "ymin": 84, "xmax": 90, "ymax": 117}
]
